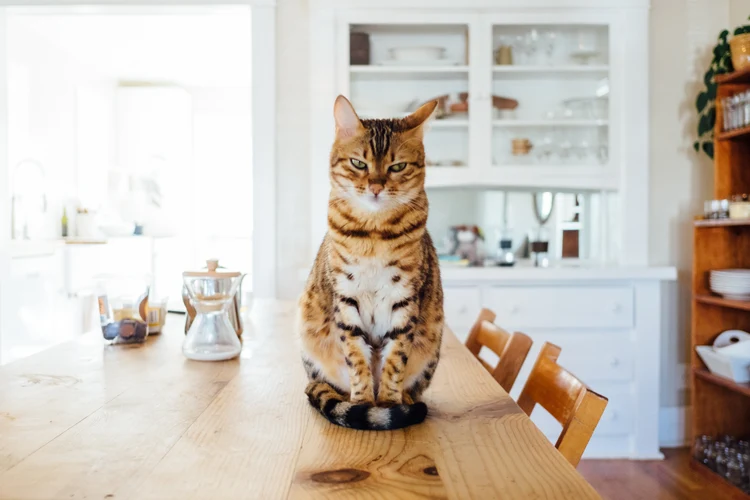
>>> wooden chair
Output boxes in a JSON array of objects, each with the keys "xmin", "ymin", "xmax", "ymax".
[
  {"xmin": 517, "ymin": 342, "xmax": 608, "ymax": 467},
  {"xmin": 464, "ymin": 308, "xmax": 533, "ymax": 393}
]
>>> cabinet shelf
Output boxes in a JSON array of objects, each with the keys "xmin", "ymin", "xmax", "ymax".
[
  {"xmin": 694, "ymin": 218, "xmax": 750, "ymax": 228},
  {"xmin": 693, "ymin": 368, "xmax": 750, "ymax": 398},
  {"xmin": 689, "ymin": 458, "xmax": 750, "ymax": 498},
  {"xmin": 715, "ymin": 68, "xmax": 750, "ymax": 85},
  {"xmin": 716, "ymin": 125, "xmax": 750, "ymax": 141},
  {"xmin": 425, "ymin": 165, "xmax": 617, "ymax": 190},
  {"xmin": 694, "ymin": 294, "xmax": 750, "ymax": 311},
  {"xmin": 492, "ymin": 65, "xmax": 609, "ymax": 78},
  {"xmin": 492, "ymin": 119, "xmax": 608, "ymax": 127},
  {"xmin": 350, "ymin": 65, "xmax": 469, "ymax": 80},
  {"xmin": 431, "ymin": 119, "xmax": 469, "ymax": 128}
]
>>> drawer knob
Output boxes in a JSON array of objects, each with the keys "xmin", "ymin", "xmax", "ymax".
[
  {"xmin": 458, "ymin": 305, "xmax": 468, "ymax": 314},
  {"xmin": 612, "ymin": 303, "xmax": 623, "ymax": 313},
  {"xmin": 610, "ymin": 358, "xmax": 620, "ymax": 367},
  {"xmin": 608, "ymin": 410, "xmax": 618, "ymax": 421},
  {"xmin": 510, "ymin": 305, "xmax": 520, "ymax": 314}
]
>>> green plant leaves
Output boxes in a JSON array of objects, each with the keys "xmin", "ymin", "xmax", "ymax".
[
  {"xmin": 720, "ymin": 29, "xmax": 729, "ymax": 42},
  {"xmin": 696, "ymin": 91, "xmax": 709, "ymax": 112},
  {"xmin": 694, "ymin": 141, "xmax": 700, "ymax": 152},
  {"xmin": 702, "ymin": 141, "xmax": 714, "ymax": 159}
]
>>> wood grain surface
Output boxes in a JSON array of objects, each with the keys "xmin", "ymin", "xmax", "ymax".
[{"xmin": 0, "ymin": 300, "xmax": 599, "ymax": 499}]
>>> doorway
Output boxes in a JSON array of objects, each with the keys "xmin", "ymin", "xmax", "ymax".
[{"xmin": 0, "ymin": 4, "xmax": 275, "ymax": 363}]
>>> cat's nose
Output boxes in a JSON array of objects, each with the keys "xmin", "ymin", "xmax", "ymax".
[{"xmin": 370, "ymin": 184, "xmax": 384, "ymax": 197}]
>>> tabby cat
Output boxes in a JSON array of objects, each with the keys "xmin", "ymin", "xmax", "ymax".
[{"xmin": 298, "ymin": 95, "xmax": 444, "ymax": 430}]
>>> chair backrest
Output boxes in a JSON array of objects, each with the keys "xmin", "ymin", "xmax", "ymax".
[
  {"xmin": 517, "ymin": 342, "xmax": 608, "ymax": 467},
  {"xmin": 465, "ymin": 308, "xmax": 533, "ymax": 393}
]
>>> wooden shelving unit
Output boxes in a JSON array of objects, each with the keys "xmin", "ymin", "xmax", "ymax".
[{"xmin": 691, "ymin": 69, "xmax": 750, "ymax": 497}]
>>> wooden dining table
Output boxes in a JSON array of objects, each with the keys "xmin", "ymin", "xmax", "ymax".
[{"xmin": 0, "ymin": 300, "xmax": 599, "ymax": 499}]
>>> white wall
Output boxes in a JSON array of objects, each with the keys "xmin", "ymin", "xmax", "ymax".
[{"xmin": 276, "ymin": 0, "xmax": 311, "ymax": 297}]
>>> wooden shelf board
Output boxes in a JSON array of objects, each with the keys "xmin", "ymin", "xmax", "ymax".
[
  {"xmin": 695, "ymin": 294, "xmax": 750, "ymax": 311},
  {"xmin": 694, "ymin": 218, "xmax": 750, "ymax": 227},
  {"xmin": 716, "ymin": 68, "xmax": 750, "ymax": 85},
  {"xmin": 689, "ymin": 458, "xmax": 749, "ymax": 499},
  {"xmin": 693, "ymin": 367, "xmax": 750, "ymax": 398},
  {"xmin": 717, "ymin": 126, "xmax": 750, "ymax": 141}
]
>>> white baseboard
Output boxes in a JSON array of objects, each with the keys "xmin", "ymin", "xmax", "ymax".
[{"xmin": 659, "ymin": 405, "xmax": 691, "ymax": 448}]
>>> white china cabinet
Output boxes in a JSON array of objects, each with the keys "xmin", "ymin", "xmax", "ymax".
[{"xmin": 309, "ymin": 0, "xmax": 674, "ymax": 460}]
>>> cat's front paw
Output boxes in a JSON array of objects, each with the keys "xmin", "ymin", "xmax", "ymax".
[
  {"xmin": 350, "ymin": 387, "xmax": 375, "ymax": 405},
  {"xmin": 376, "ymin": 392, "xmax": 403, "ymax": 407}
]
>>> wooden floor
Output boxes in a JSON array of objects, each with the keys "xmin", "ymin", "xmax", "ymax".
[{"xmin": 578, "ymin": 448, "xmax": 748, "ymax": 499}]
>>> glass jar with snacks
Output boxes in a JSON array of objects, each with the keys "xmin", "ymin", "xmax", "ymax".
[
  {"xmin": 96, "ymin": 275, "xmax": 151, "ymax": 344},
  {"xmin": 730, "ymin": 194, "xmax": 750, "ymax": 220}
]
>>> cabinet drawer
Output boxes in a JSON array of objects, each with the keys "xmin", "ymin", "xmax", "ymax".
[
  {"xmin": 442, "ymin": 286, "xmax": 481, "ymax": 339},
  {"xmin": 485, "ymin": 286, "xmax": 634, "ymax": 329},
  {"xmin": 10, "ymin": 254, "xmax": 61, "ymax": 281},
  {"xmin": 531, "ymin": 333, "xmax": 634, "ymax": 383}
]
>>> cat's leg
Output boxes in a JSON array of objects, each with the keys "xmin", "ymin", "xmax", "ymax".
[
  {"xmin": 334, "ymin": 296, "xmax": 375, "ymax": 404},
  {"xmin": 376, "ymin": 304, "xmax": 419, "ymax": 406},
  {"xmin": 403, "ymin": 322, "xmax": 443, "ymax": 403}
]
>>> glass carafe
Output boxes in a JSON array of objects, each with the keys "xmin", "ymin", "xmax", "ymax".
[{"xmin": 182, "ymin": 260, "xmax": 243, "ymax": 361}]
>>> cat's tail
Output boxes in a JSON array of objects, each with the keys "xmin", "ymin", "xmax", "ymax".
[{"xmin": 305, "ymin": 381, "xmax": 427, "ymax": 430}]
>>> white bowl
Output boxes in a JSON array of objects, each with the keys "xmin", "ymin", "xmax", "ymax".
[
  {"xmin": 696, "ymin": 345, "xmax": 750, "ymax": 382},
  {"xmin": 389, "ymin": 46, "xmax": 446, "ymax": 62}
]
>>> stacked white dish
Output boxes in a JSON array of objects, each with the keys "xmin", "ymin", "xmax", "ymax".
[
  {"xmin": 380, "ymin": 46, "xmax": 460, "ymax": 66},
  {"xmin": 710, "ymin": 269, "xmax": 750, "ymax": 300}
]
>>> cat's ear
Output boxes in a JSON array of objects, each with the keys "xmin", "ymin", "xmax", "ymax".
[
  {"xmin": 403, "ymin": 100, "xmax": 438, "ymax": 131},
  {"xmin": 333, "ymin": 95, "xmax": 363, "ymax": 139}
]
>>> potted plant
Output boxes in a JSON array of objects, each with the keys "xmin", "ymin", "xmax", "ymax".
[{"xmin": 694, "ymin": 19, "xmax": 750, "ymax": 159}]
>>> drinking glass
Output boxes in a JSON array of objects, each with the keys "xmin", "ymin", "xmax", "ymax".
[
  {"xmin": 723, "ymin": 97, "xmax": 732, "ymax": 131},
  {"xmin": 525, "ymin": 29, "xmax": 540, "ymax": 64},
  {"xmin": 727, "ymin": 453, "xmax": 746, "ymax": 488},
  {"xmin": 543, "ymin": 31, "xmax": 557, "ymax": 64},
  {"xmin": 694, "ymin": 435, "xmax": 712, "ymax": 461}
]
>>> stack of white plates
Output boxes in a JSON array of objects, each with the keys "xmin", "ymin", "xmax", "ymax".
[{"xmin": 710, "ymin": 269, "xmax": 750, "ymax": 300}]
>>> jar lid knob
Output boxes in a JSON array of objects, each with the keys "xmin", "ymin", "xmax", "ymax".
[{"xmin": 206, "ymin": 259, "xmax": 219, "ymax": 272}]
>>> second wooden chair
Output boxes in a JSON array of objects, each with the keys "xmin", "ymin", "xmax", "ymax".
[
  {"xmin": 517, "ymin": 342, "xmax": 609, "ymax": 467},
  {"xmin": 465, "ymin": 308, "xmax": 533, "ymax": 393}
]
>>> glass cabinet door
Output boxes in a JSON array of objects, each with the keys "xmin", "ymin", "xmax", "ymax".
[
  {"xmin": 489, "ymin": 23, "xmax": 610, "ymax": 173},
  {"xmin": 343, "ymin": 22, "xmax": 471, "ymax": 172}
]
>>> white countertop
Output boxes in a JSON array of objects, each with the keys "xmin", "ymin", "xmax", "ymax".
[
  {"xmin": 438, "ymin": 264, "xmax": 677, "ymax": 282},
  {"xmin": 297, "ymin": 263, "xmax": 677, "ymax": 282}
]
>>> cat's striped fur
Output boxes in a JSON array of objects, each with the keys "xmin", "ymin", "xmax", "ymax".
[{"xmin": 299, "ymin": 96, "xmax": 444, "ymax": 430}]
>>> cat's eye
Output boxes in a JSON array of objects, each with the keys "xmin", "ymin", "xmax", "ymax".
[
  {"xmin": 389, "ymin": 162, "xmax": 407, "ymax": 173},
  {"xmin": 350, "ymin": 158, "xmax": 368, "ymax": 170}
]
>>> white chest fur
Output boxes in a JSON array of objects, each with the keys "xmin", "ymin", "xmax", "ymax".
[{"xmin": 336, "ymin": 257, "xmax": 410, "ymax": 339}]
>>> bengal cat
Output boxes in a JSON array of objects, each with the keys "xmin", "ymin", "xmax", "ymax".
[{"xmin": 299, "ymin": 96, "xmax": 444, "ymax": 430}]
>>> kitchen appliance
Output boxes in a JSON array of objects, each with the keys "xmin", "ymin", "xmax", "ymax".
[
  {"xmin": 182, "ymin": 259, "xmax": 244, "ymax": 361},
  {"xmin": 530, "ymin": 192, "xmax": 555, "ymax": 267},
  {"xmin": 497, "ymin": 238, "xmax": 515, "ymax": 267}
]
